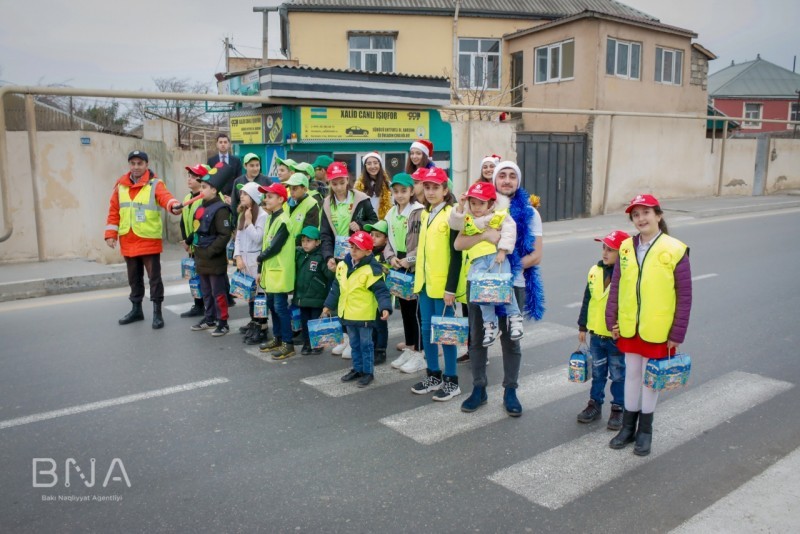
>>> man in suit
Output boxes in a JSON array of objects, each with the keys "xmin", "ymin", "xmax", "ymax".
[{"xmin": 207, "ymin": 133, "xmax": 243, "ymax": 203}]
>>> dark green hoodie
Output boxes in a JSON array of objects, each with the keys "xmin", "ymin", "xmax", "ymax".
[{"xmin": 294, "ymin": 245, "xmax": 335, "ymax": 308}]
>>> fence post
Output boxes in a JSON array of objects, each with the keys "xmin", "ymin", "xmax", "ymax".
[{"xmin": 25, "ymin": 95, "xmax": 46, "ymax": 261}]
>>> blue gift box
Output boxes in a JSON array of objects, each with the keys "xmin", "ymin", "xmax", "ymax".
[
  {"xmin": 189, "ymin": 275, "xmax": 202, "ymax": 299},
  {"xmin": 568, "ymin": 348, "xmax": 592, "ymax": 383},
  {"xmin": 181, "ymin": 257, "xmax": 196, "ymax": 280},
  {"xmin": 431, "ymin": 316, "xmax": 469, "ymax": 346},
  {"xmin": 253, "ymin": 295, "xmax": 267, "ymax": 318},
  {"xmin": 386, "ymin": 270, "xmax": 415, "ymax": 300},
  {"xmin": 308, "ymin": 317, "xmax": 344, "ymax": 349},
  {"xmin": 469, "ymin": 272, "xmax": 513, "ymax": 304},
  {"xmin": 226, "ymin": 239, "xmax": 235, "ymax": 261},
  {"xmin": 230, "ymin": 271, "xmax": 257, "ymax": 300},
  {"xmin": 644, "ymin": 353, "xmax": 692, "ymax": 391},
  {"xmin": 334, "ymin": 235, "xmax": 351, "ymax": 260},
  {"xmin": 291, "ymin": 305, "xmax": 302, "ymax": 331}
]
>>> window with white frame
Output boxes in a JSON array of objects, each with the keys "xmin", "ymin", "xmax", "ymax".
[
  {"xmin": 458, "ymin": 38, "xmax": 501, "ymax": 90},
  {"xmin": 535, "ymin": 39, "xmax": 575, "ymax": 83},
  {"xmin": 743, "ymin": 103, "xmax": 763, "ymax": 129},
  {"xmin": 349, "ymin": 34, "xmax": 395, "ymax": 73},
  {"xmin": 655, "ymin": 46, "xmax": 684, "ymax": 85},
  {"xmin": 606, "ymin": 37, "xmax": 641, "ymax": 79},
  {"xmin": 789, "ymin": 102, "xmax": 800, "ymax": 129}
]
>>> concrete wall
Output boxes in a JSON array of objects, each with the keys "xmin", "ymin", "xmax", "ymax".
[
  {"xmin": 450, "ymin": 120, "xmax": 516, "ymax": 193},
  {"xmin": 767, "ymin": 138, "xmax": 800, "ymax": 192},
  {"xmin": 0, "ymin": 128, "xmax": 203, "ymax": 264}
]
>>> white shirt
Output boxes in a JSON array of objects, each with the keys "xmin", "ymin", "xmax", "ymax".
[{"xmin": 636, "ymin": 231, "xmax": 661, "ymax": 266}]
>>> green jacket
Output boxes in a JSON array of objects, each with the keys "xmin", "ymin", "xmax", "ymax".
[{"xmin": 294, "ymin": 246, "xmax": 335, "ymax": 308}]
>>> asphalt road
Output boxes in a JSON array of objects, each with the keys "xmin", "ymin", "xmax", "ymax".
[{"xmin": 1, "ymin": 208, "xmax": 799, "ymax": 533}]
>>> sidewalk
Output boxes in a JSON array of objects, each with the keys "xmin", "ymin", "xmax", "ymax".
[{"xmin": 1, "ymin": 193, "xmax": 799, "ymax": 302}]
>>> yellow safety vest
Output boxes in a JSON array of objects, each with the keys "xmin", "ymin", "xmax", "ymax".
[
  {"xmin": 617, "ymin": 234, "xmax": 687, "ymax": 343},
  {"xmin": 118, "ymin": 179, "xmax": 162, "ymax": 239},
  {"xmin": 413, "ymin": 205, "xmax": 453, "ymax": 299},
  {"xmin": 454, "ymin": 210, "xmax": 507, "ymax": 303},
  {"xmin": 335, "ymin": 260, "xmax": 382, "ymax": 321},
  {"xmin": 586, "ymin": 264, "xmax": 612, "ymax": 337},
  {"xmin": 287, "ymin": 195, "xmax": 320, "ymax": 238},
  {"xmin": 260, "ymin": 211, "xmax": 296, "ymax": 293}
]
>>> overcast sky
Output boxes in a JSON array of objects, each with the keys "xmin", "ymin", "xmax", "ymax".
[{"xmin": 0, "ymin": 0, "xmax": 798, "ymax": 91}]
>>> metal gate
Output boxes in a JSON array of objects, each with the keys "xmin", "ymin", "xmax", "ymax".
[{"xmin": 516, "ymin": 133, "xmax": 587, "ymax": 222}]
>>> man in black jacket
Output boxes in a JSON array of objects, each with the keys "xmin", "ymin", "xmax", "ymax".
[{"xmin": 207, "ymin": 133, "xmax": 242, "ymax": 201}]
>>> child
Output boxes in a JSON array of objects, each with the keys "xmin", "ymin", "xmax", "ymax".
[
  {"xmin": 356, "ymin": 152, "xmax": 392, "ymax": 219},
  {"xmin": 450, "ymin": 181, "xmax": 523, "ymax": 346},
  {"xmin": 363, "ymin": 220, "xmax": 391, "ymax": 365},
  {"xmin": 285, "ymin": 172, "xmax": 321, "ymax": 245},
  {"xmin": 230, "ymin": 153, "xmax": 270, "ymax": 215},
  {"xmin": 294, "ymin": 226, "xmax": 334, "ymax": 355},
  {"xmin": 575, "ymin": 230, "xmax": 630, "ymax": 430},
  {"xmin": 405, "ymin": 139, "xmax": 435, "ymax": 174},
  {"xmin": 383, "ymin": 173, "xmax": 425, "ymax": 372},
  {"xmin": 256, "ymin": 183, "xmax": 297, "ymax": 360},
  {"xmin": 606, "ymin": 194, "xmax": 692, "ymax": 457},
  {"xmin": 274, "ymin": 156, "xmax": 297, "ymax": 183},
  {"xmin": 179, "ymin": 164, "xmax": 209, "ymax": 319},
  {"xmin": 190, "ymin": 166, "xmax": 234, "ymax": 337},
  {"xmin": 233, "ymin": 182, "xmax": 269, "ymax": 345},
  {"xmin": 475, "ymin": 154, "xmax": 500, "ymax": 185},
  {"xmin": 310, "ymin": 155, "xmax": 333, "ymax": 198},
  {"xmin": 410, "ymin": 167, "xmax": 464, "ymax": 402},
  {"xmin": 292, "ymin": 161, "xmax": 324, "ymax": 202},
  {"xmin": 322, "ymin": 231, "xmax": 392, "ymax": 388},
  {"xmin": 319, "ymin": 161, "xmax": 379, "ymax": 359}
]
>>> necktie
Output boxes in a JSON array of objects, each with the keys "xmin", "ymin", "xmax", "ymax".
[{"xmin": 223, "ymin": 155, "xmax": 228, "ymax": 165}]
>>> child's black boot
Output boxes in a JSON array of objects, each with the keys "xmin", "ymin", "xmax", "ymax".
[
  {"xmin": 633, "ymin": 412, "xmax": 653, "ymax": 456},
  {"xmin": 609, "ymin": 410, "xmax": 639, "ymax": 449}
]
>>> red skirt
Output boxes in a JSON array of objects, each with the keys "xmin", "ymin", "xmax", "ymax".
[{"xmin": 617, "ymin": 334, "xmax": 675, "ymax": 359}]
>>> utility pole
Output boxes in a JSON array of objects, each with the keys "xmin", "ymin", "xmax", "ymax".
[
  {"xmin": 224, "ymin": 37, "xmax": 230, "ymax": 74},
  {"xmin": 253, "ymin": 6, "xmax": 280, "ymax": 66}
]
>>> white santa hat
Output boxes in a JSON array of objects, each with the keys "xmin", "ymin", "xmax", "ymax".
[
  {"xmin": 492, "ymin": 161, "xmax": 522, "ymax": 192},
  {"xmin": 361, "ymin": 151, "xmax": 383, "ymax": 165},
  {"xmin": 480, "ymin": 154, "xmax": 501, "ymax": 167},
  {"xmin": 410, "ymin": 139, "xmax": 433, "ymax": 157}
]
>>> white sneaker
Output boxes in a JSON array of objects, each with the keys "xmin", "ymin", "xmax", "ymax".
[
  {"xmin": 482, "ymin": 321, "xmax": 499, "ymax": 347},
  {"xmin": 509, "ymin": 315, "xmax": 524, "ymax": 341},
  {"xmin": 399, "ymin": 351, "xmax": 426, "ymax": 374},
  {"xmin": 391, "ymin": 348, "xmax": 415, "ymax": 369},
  {"xmin": 332, "ymin": 336, "xmax": 349, "ymax": 355},
  {"xmin": 341, "ymin": 345, "xmax": 352, "ymax": 360}
]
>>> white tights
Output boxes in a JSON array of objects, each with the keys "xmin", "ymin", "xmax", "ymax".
[{"xmin": 624, "ymin": 353, "xmax": 659, "ymax": 414}]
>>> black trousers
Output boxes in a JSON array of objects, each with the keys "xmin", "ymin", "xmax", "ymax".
[
  {"xmin": 399, "ymin": 297, "xmax": 422, "ymax": 351},
  {"xmin": 125, "ymin": 254, "xmax": 163, "ymax": 303},
  {"xmin": 300, "ymin": 306, "xmax": 323, "ymax": 347}
]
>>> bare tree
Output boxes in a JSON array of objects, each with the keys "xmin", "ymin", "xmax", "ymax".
[{"xmin": 130, "ymin": 77, "xmax": 212, "ymax": 147}]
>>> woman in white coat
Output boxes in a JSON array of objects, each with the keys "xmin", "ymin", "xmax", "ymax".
[{"xmin": 234, "ymin": 182, "xmax": 269, "ymax": 345}]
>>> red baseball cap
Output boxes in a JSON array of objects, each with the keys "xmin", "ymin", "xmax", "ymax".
[
  {"xmin": 418, "ymin": 167, "xmax": 448, "ymax": 185},
  {"xmin": 185, "ymin": 164, "xmax": 208, "ymax": 177},
  {"xmin": 411, "ymin": 168, "xmax": 426, "ymax": 181},
  {"xmin": 348, "ymin": 230, "xmax": 374, "ymax": 251},
  {"xmin": 624, "ymin": 193, "xmax": 660, "ymax": 213},
  {"xmin": 594, "ymin": 230, "xmax": 630, "ymax": 250},
  {"xmin": 258, "ymin": 182, "xmax": 288, "ymax": 202},
  {"xmin": 327, "ymin": 162, "xmax": 349, "ymax": 180},
  {"xmin": 466, "ymin": 181, "xmax": 497, "ymax": 201}
]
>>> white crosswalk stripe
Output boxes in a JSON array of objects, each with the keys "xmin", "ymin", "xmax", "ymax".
[
  {"xmin": 487, "ymin": 371, "xmax": 793, "ymax": 510},
  {"xmin": 300, "ymin": 321, "xmax": 574, "ymax": 397},
  {"xmin": 380, "ymin": 364, "xmax": 577, "ymax": 444}
]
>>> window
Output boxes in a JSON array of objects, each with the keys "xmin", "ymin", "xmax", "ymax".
[
  {"xmin": 458, "ymin": 38, "xmax": 500, "ymax": 90},
  {"xmin": 789, "ymin": 102, "xmax": 800, "ymax": 129},
  {"xmin": 606, "ymin": 38, "xmax": 641, "ymax": 80},
  {"xmin": 655, "ymin": 47, "xmax": 684, "ymax": 85},
  {"xmin": 349, "ymin": 34, "xmax": 394, "ymax": 73},
  {"xmin": 534, "ymin": 39, "xmax": 575, "ymax": 83},
  {"xmin": 743, "ymin": 103, "xmax": 763, "ymax": 129}
]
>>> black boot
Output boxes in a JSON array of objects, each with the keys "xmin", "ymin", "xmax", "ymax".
[
  {"xmin": 634, "ymin": 412, "xmax": 654, "ymax": 456},
  {"xmin": 247, "ymin": 326, "xmax": 268, "ymax": 346},
  {"xmin": 180, "ymin": 299, "xmax": 204, "ymax": 318},
  {"xmin": 243, "ymin": 322, "xmax": 259, "ymax": 343},
  {"xmin": 119, "ymin": 302, "xmax": 144, "ymax": 325},
  {"xmin": 152, "ymin": 302, "xmax": 164, "ymax": 329},
  {"xmin": 374, "ymin": 349, "xmax": 387, "ymax": 365},
  {"xmin": 609, "ymin": 410, "xmax": 639, "ymax": 449}
]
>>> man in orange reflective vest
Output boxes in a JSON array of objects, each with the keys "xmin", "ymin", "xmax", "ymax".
[{"xmin": 105, "ymin": 150, "xmax": 181, "ymax": 329}]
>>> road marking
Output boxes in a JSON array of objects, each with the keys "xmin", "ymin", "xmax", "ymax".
[
  {"xmin": 165, "ymin": 302, "xmax": 193, "ymax": 316},
  {"xmin": 380, "ymin": 365, "xmax": 576, "ymax": 444},
  {"xmin": 487, "ymin": 371, "xmax": 793, "ymax": 510},
  {"xmin": 691, "ymin": 273, "xmax": 718, "ymax": 281},
  {"xmin": 301, "ymin": 321, "xmax": 574, "ymax": 397},
  {"xmin": 0, "ymin": 378, "xmax": 230, "ymax": 431},
  {"xmin": 565, "ymin": 302, "xmax": 582, "ymax": 308},
  {"xmin": 669, "ymin": 446, "xmax": 800, "ymax": 533}
]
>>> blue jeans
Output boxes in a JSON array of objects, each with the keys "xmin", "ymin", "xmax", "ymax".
[
  {"xmin": 267, "ymin": 293, "xmax": 293, "ymax": 343},
  {"xmin": 468, "ymin": 254, "xmax": 520, "ymax": 323},
  {"xmin": 418, "ymin": 286, "xmax": 457, "ymax": 377},
  {"xmin": 589, "ymin": 334, "xmax": 625, "ymax": 406},
  {"xmin": 348, "ymin": 324, "xmax": 375, "ymax": 375}
]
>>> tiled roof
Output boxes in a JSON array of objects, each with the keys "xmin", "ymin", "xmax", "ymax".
[
  {"xmin": 270, "ymin": 64, "xmax": 449, "ymax": 81},
  {"xmin": 709, "ymin": 57, "xmax": 800, "ymax": 98},
  {"xmin": 280, "ymin": 0, "xmax": 656, "ymax": 20}
]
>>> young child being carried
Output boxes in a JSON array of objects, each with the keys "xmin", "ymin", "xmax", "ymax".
[{"xmin": 450, "ymin": 181, "xmax": 523, "ymax": 346}]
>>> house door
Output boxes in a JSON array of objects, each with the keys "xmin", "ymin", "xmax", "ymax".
[{"xmin": 516, "ymin": 133, "xmax": 587, "ymax": 222}]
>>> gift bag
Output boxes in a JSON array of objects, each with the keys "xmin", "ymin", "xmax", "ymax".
[
  {"xmin": 189, "ymin": 275, "xmax": 202, "ymax": 299},
  {"xmin": 230, "ymin": 271, "xmax": 257, "ymax": 300},
  {"xmin": 181, "ymin": 257, "xmax": 196, "ymax": 280},
  {"xmin": 291, "ymin": 305, "xmax": 302, "ymax": 331},
  {"xmin": 226, "ymin": 239, "xmax": 235, "ymax": 261},
  {"xmin": 469, "ymin": 272, "xmax": 513, "ymax": 304},
  {"xmin": 386, "ymin": 270, "xmax": 415, "ymax": 300},
  {"xmin": 253, "ymin": 294, "xmax": 268, "ymax": 318},
  {"xmin": 334, "ymin": 235, "xmax": 351, "ymax": 260},
  {"xmin": 308, "ymin": 317, "xmax": 344, "ymax": 349},
  {"xmin": 568, "ymin": 346, "xmax": 592, "ymax": 383},
  {"xmin": 431, "ymin": 307, "xmax": 469, "ymax": 346},
  {"xmin": 644, "ymin": 353, "xmax": 692, "ymax": 391}
]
